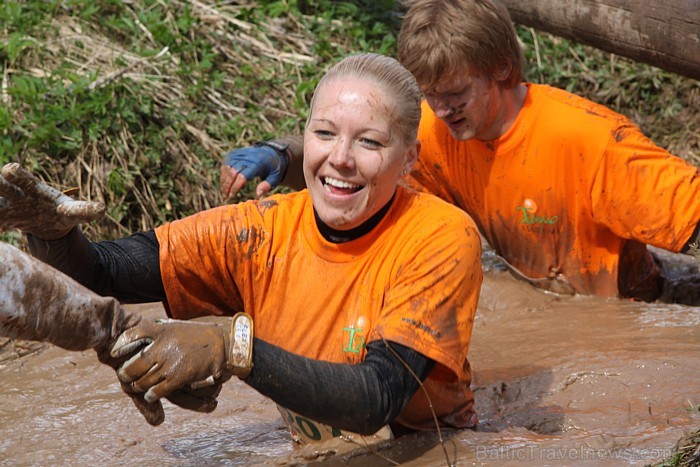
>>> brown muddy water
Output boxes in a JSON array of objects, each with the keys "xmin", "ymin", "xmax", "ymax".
[{"xmin": 1, "ymin": 266, "xmax": 699, "ymax": 466}]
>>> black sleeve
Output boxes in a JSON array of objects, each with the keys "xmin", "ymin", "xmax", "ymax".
[
  {"xmin": 246, "ymin": 338, "xmax": 436, "ymax": 435},
  {"xmin": 27, "ymin": 228, "xmax": 166, "ymax": 303}
]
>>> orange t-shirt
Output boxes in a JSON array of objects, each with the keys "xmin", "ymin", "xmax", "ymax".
[
  {"xmin": 410, "ymin": 83, "xmax": 700, "ymax": 298},
  {"xmin": 155, "ymin": 185, "xmax": 482, "ymax": 429}
]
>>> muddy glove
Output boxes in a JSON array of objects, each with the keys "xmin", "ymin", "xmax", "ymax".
[
  {"xmin": 111, "ymin": 313, "xmax": 254, "ymax": 404},
  {"xmin": 0, "ymin": 241, "xmax": 164, "ymax": 425},
  {"xmin": 0, "ymin": 163, "xmax": 104, "ymax": 239},
  {"xmin": 220, "ymin": 142, "xmax": 289, "ymax": 199}
]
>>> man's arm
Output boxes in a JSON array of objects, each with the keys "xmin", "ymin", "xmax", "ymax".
[{"xmin": 220, "ymin": 135, "xmax": 306, "ymax": 199}]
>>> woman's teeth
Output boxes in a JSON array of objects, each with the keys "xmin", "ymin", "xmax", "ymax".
[{"xmin": 323, "ymin": 177, "xmax": 361, "ymax": 192}]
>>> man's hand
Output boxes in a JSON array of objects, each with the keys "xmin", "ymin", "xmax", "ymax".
[
  {"xmin": 111, "ymin": 315, "xmax": 253, "ymax": 405},
  {"xmin": 220, "ymin": 143, "xmax": 288, "ymax": 200},
  {"xmin": 0, "ymin": 163, "xmax": 105, "ymax": 239}
]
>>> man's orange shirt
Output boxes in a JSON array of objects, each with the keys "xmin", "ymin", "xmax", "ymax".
[
  {"xmin": 410, "ymin": 83, "xmax": 700, "ymax": 298},
  {"xmin": 155, "ymin": 186, "xmax": 483, "ymax": 429}
]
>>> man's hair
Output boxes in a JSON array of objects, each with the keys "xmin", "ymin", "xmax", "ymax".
[
  {"xmin": 397, "ymin": 0, "xmax": 524, "ymax": 91},
  {"xmin": 309, "ymin": 53, "xmax": 422, "ymax": 145}
]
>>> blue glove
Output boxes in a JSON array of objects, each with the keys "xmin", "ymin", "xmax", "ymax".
[{"xmin": 223, "ymin": 142, "xmax": 289, "ymax": 189}]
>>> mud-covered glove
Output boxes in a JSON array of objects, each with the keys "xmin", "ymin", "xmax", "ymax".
[
  {"xmin": 0, "ymin": 163, "xmax": 104, "ymax": 239},
  {"xmin": 220, "ymin": 142, "xmax": 289, "ymax": 199},
  {"xmin": 111, "ymin": 313, "xmax": 254, "ymax": 405}
]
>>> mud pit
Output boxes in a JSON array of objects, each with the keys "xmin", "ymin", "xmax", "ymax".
[{"xmin": 1, "ymin": 268, "xmax": 698, "ymax": 466}]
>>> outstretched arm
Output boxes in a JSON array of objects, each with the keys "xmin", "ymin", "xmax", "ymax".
[
  {"xmin": 0, "ymin": 241, "xmax": 166, "ymax": 426},
  {"xmin": 113, "ymin": 317, "xmax": 435, "ymax": 434}
]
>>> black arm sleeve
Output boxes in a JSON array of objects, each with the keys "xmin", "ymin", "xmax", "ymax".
[
  {"xmin": 27, "ymin": 228, "xmax": 165, "ymax": 303},
  {"xmin": 246, "ymin": 338, "xmax": 436, "ymax": 435}
]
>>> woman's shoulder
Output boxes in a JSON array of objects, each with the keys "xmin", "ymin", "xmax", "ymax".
[
  {"xmin": 389, "ymin": 186, "xmax": 482, "ymax": 269},
  {"xmin": 226, "ymin": 190, "xmax": 310, "ymax": 218},
  {"xmin": 395, "ymin": 185, "xmax": 479, "ymax": 232},
  {"xmin": 166, "ymin": 191, "xmax": 310, "ymax": 233}
]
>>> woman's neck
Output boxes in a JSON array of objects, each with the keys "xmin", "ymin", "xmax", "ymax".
[{"xmin": 314, "ymin": 194, "xmax": 395, "ymax": 244}]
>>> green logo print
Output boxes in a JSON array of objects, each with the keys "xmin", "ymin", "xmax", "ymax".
[
  {"xmin": 516, "ymin": 205, "xmax": 559, "ymax": 233},
  {"xmin": 343, "ymin": 326, "xmax": 366, "ymax": 354}
]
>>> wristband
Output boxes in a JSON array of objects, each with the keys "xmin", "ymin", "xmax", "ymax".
[{"xmin": 227, "ymin": 312, "xmax": 254, "ymax": 379}]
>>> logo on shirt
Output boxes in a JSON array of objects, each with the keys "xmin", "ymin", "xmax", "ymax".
[
  {"xmin": 343, "ymin": 315, "xmax": 370, "ymax": 355},
  {"xmin": 516, "ymin": 198, "xmax": 559, "ymax": 233},
  {"xmin": 343, "ymin": 325, "xmax": 366, "ymax": 354}
]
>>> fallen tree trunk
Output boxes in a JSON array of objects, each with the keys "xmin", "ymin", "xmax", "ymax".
[{"xmin": 500, "ymin": 0, "xmax": 700, "ymax": 80}]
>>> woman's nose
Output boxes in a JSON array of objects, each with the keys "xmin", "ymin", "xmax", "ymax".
[{"xmin": 328, "ymin": 140, "xmax": 354, "ymax": 168}]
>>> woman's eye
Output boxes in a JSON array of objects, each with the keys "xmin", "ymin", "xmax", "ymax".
[
  {"xmin": 314, "ymin": 130, "xmax": 333, "ymax": 139},
  {"xmin": 360, "ymin": 138, "xmax": 383, "ymax": 149}
]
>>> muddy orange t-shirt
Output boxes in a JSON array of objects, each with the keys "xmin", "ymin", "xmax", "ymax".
[
  {"xmin": 155, "ymin": 185, "xmax": 482, "ymax": 429},
  {"xmin": 410, "ymin": 83, "xmax": 700, "ymax": 298}
]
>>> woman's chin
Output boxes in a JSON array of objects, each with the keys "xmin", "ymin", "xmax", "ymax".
[
  {"xmin": 320, "ymin": 217, "xmax": 359, "ymax": 231},
  {"xmin": 316, "ymin": 209, "xmax": 365, "ymax": 231}
]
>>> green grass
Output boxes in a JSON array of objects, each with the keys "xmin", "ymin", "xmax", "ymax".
[
  {"xmin": 1, "ymin": 0, "xmax": 697, "ymax": 243},
  {"xmin": 652, "ymin": 426, "xmax": 700, "ymax": 467}
]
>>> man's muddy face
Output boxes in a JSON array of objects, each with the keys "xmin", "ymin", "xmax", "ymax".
[{"xmin": 422, "ymin": 70, "xmax": 501, "ymax": 141}]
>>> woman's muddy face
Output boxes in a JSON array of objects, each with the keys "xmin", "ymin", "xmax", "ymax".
[{"xmin": 303, "ymin": 77, "xmax": 415, "ymax": 231}]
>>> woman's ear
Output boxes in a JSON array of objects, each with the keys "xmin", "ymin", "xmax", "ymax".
[{"xmin": 402, "ymin": 139, "xmax": 420, "ymax": 176}]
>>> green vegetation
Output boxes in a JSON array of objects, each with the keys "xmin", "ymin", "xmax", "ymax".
[
  {"xmin": 1, "ymin": 0, "xmax": 698, "ymax": 244},
  {"xmin": 0, "ymin": 0, "xmax": 400, "ymax": 240},
  {"xmin": 653, "ymin": 427, "xmax": 700, "ymax": 467}
]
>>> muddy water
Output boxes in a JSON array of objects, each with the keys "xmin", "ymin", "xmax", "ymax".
[{"xmin": 1, "ymin": 269, "xmax": 699, "ymax": 466}]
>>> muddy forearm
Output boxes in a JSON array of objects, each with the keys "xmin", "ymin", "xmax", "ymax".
[{"xmin": 0, "ymin": 242, "xmax": 130, "ymax": 351}]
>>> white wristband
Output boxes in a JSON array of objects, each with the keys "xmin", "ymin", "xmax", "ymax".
[{"xmin": 227, "ymin": 312, "xmax": 254, "ymax": 379}]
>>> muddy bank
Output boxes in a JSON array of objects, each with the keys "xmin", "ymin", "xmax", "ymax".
[{"xmin": 1, "ymin": 270, "xmax": 699, "ymax": 465}]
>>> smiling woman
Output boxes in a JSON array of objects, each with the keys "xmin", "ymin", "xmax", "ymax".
[
  {"xmin": 303, "ymin": 55, "xmax": 420, "ymax": 231},
  {"xmin": 0, "ymin": 53, "xmax": 483, "ymax": 451}
]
